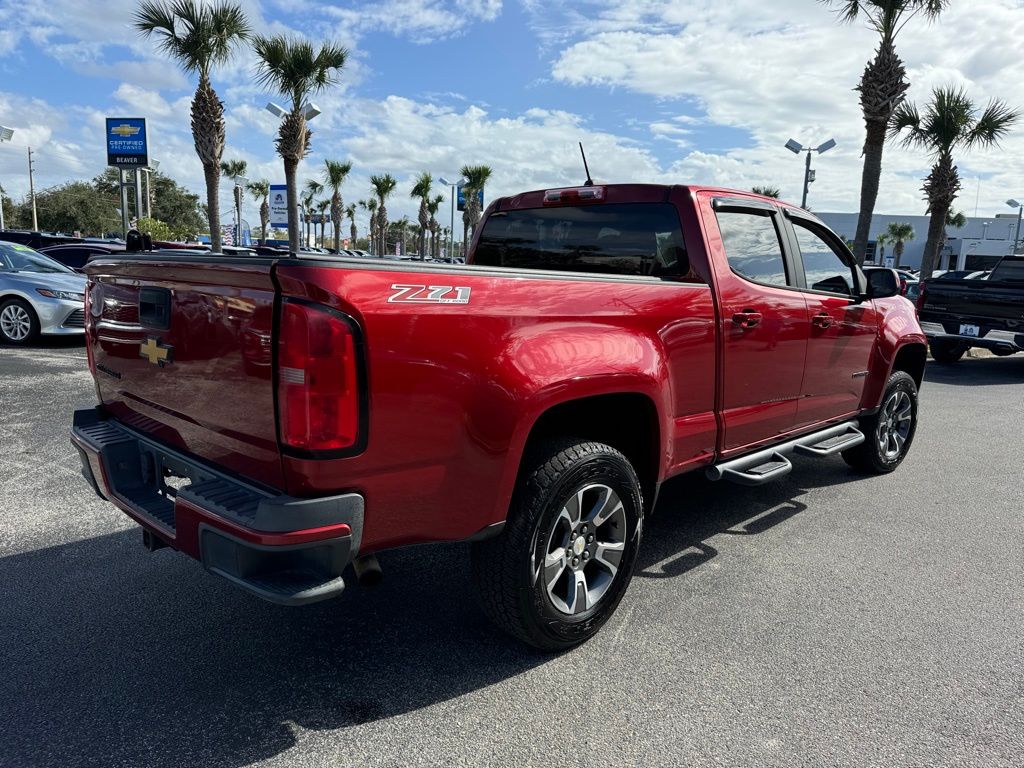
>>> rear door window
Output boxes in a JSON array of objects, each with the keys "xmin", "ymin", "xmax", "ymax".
[
  {"xmin": 474, "ymin": 203, "xmax": 694, "ymax": 280},
  {"xmin": 990, "ymin": 259, "xmax": 1024, "ymax": 282},
  {"xmin": 715, "ymin": 210, "xmax": 791, "ymax": 287}
]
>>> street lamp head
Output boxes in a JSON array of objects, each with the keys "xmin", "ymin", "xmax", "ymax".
[
  {"xmin": 265, "ymin": 102, "xmax": 287, "ymax": 119},
  {"xmin": 438, "ymin": 177, "xmax": 452, "ymax": 186},
  {"xmin": 785, "ymin": 139, "xmax": 803, "ymax": 154},
  {"xmin": 1007, "ymin": 199, "xmax": 1020, "ymax": 208},
  {"xmin": 150, "ymin": 159, "xmax": 160, "ymax": 171},
  {"xmin": 816, "ymin": 138, "xmax": 837, "ymax": 154},
  {"xmin": 302, "ymin": 103, "xmax": 321, "ymax": 120},
  {"xmin": 0, "ymin": 125, "xmax": 13, "ymax": 142}
]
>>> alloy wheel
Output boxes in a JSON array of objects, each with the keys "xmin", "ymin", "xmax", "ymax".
[
  {"xmin": 541, "ymin": 483, "xmax": 627, "ymax": 616},
  {"xmin": 876, "ymin": 390, "xmax": 913, "ymax": 460},
  {"xmin": 0, "ymin": 304, "xmax": 32, "ymax": 342}
]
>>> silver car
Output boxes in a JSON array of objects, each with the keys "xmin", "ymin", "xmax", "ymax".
[{"xmin": 0, "ymin": 241, "xmax": 87, "ymax": 344}]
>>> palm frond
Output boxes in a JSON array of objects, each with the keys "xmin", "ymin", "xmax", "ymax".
[
  {"xmin": 966, "ymin": 99, "xmax": 1021, "ymax": 150},
  {"xmin": 322, "ymin": 159, "xmax": 352, "ymax": 189},
  {"xmin": 253, "ymin": 34, "xmax": 347, "ymax": 112}
]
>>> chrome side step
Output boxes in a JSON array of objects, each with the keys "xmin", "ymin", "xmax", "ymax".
[{"xmin": 707, "ymin": 422, "xmax": 864, "ymax": 486}]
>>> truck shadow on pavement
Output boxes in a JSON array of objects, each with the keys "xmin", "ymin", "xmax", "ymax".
[
  {"xmin": 0, "ymin": 461, "xmax": 865, "ymax": 768},
  {"xmin": 923, "ymin": 355, "xmax": 1024, "ymax": 386}
]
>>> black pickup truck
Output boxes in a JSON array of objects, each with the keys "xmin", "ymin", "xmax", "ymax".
[{"xmin": 918, "ymin": 256, "xmax": 1024, "ymax": 363}]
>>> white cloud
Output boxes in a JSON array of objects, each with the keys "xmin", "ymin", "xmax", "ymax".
[
  {"xmin": 323, "ymin": 0, "xmax": 503, "ymax": 43},
  {"xmin": 546, "ymin": 0, "xmax": 1024, "ymax": 217}
]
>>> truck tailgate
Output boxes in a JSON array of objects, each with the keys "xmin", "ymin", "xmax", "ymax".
[
  {"xmin": 922, "ymin": 280, "xmax": 1024, "ymax": 326},
  {"xmin": 84, "ymin": 257, "xmax": 284, "ymax": 489}
]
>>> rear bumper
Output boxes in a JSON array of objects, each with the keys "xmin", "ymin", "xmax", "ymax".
[
  {"xmin": 71, "ymin": 407, "xmax": 363, "ymax": 605},
  {"xmin": 920, "ymin": 322, "xmax": 1024, "ymax": 354}
]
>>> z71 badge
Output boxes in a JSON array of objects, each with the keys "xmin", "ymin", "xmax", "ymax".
[{"xmin": 388, "ymin": 284, "xmax": 472, "ymax": 305}]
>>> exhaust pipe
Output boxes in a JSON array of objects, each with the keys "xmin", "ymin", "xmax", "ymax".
[
  {"xmin": 352, "ymin": 553, "xmax": 383, "ymax": 586},
  {"xmin": 142, "ymin": 529, "xmax": 167, "ymax": 552}
]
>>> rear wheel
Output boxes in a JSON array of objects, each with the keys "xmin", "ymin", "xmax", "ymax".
[
  {"xmin": 843, "ymin": 371, "xmax": 918, "ymax": 474},
  {"xmin": 0, "ymin": 299, "xmax": 39, "ymax": 345},
  {"xmin": 472, "ymin": 439, "xmax": 643, "ymax": 651},
  {"xmin": 929, "ymin": 339, "xmax": 967, "ymax": 364}
]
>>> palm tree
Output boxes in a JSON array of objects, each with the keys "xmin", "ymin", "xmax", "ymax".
[
  {"xmin": 362, "ymin": 198, "xmax": 378, "ymax": 254},
  {"xmin": 823, "ymin": 1, "xmax": 948, "ymax": 264},
  {"xmin": 253, "ymin": 35, "xmax": 347, "ymax": 252},
  {"xmin": 322, "ymin": 159, "xmax": 352, "ymax": 253},
  {"xmin": 875, "ymin": 221, "xmax": 915, "ymax": 266},
  {"xmin": 220, "ymin": 158, "xmax": 247, "ymax": 242},
  {"xmin": 751, "ymin": 185, "xmax": 781, "ymax": 198},
  {"xmin": 459, "ymin": 164, "xmax": 492, "ymax": 255},
  {"xmin": 316, "ymin": 198, "xmax": 330, "ymax": 247},
  {"xmin": 247, "ymin": 178, "xmax": 270, "ymax": 244},
  {"xmin": 891, "ymin": 86, "xmax": 1019, "ymax": 279},
  {"xmin": 135, "ymin": 0, "xmax": 251, "ymax": 253},
  {"xmin": 428, "ymin": 193, "xmax": 444, "ymax": 259},
  {"xmin": 370, "ymin": 174, "xmax": 397, "ymax": 257},
  {"xmin": 410, "ymin": 172, "xmax": 432, "ymax": 259},
  {"xmin": 345, "ymin": 203, "xmax": 357, "ymax": 246},
  {"xmin": 302, "ymin": 179, "xmax": 323, "ymax": 247}
]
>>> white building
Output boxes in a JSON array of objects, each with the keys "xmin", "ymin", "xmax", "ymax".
[{"xmin": 817, "ymin": 211, "xmax": 1022, "ymax": 271}]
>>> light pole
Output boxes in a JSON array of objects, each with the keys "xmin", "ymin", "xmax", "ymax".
[
  {"xmin": 785, "ymin": 138, "xmax": 836, "ymax": 209},
  {"xmin": 1007, "ymin": 199, "xmax": 1022, "ymax": 254},
  {"xmin": 143, "ymin": 159, "xmax": 160, "ymax": 220},
  {"xmin": 266, "ymin": 101, "xmax": 321, "ymax": 252},
  {"xmin": 439, "ymin": 176, "xmax": 464, "ymax": 263},
  {"xmin": 0, "ymin": 125, "xmax": 13, "ymax": 232}
]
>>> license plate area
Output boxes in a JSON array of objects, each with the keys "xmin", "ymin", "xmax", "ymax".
[{"xmin": 959, "ymin": 324, "xmax": 980, "ymax": 337}]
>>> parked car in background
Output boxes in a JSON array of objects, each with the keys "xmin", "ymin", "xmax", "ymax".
[
  {"xmin": 0, "ymin": 230, "xmax": 83, "ymax": 250},
  {"xmin": 918, "ymin": 256, "xmax": 1024, "ymax": 363},
  {"xmin": 933, "ymin": 269, "xmax": 990, "ymax": 281},
  {"xmin": 40, "ymin": 242, "xmax": 125, "ymax": 271},
  {"xmin": 0, "ymin": 241, "xmax": 86, "ymax": 344}
]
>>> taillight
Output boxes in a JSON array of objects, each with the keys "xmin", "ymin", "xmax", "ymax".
[
  {"xmin": 916, "ymin": 281, "xmax": 926, "ymax": 314},
  {"xmin": 83, "ymin": 280, "xmax": 95, "ymax": 373},
  {"xmin": 899, "ymin": 278, "xmax": 908, "ymax": 296},
  {"xmin": 277, "ymin": 301, "xmax": 362, "ymax": 453}
]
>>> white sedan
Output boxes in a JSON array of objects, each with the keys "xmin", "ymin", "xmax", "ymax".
[{"xmin": 0, "ymin": 241, "xmax": 86, "ymax": 344}]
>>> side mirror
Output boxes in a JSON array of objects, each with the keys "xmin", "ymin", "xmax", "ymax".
[{"xmin": 866, "ymin": 268, "xmax": 900, "ymax": 299}]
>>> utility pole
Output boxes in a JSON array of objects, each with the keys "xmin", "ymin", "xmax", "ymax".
[
  {"xmin": 134, "ymin": 168, "xmax": 144, "ymax": 225},
  {"xmin": 27, "ymin": 146, "xmax": 38, "ymax": 231},
  {"xmin": 118, "ymin": 168, "xmax": 129, "ymax": 238}
]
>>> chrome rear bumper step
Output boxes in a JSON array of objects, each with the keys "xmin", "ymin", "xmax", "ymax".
[{"xmin": 707, "ymin": 422, "xmax": 864, "ymax": 486}]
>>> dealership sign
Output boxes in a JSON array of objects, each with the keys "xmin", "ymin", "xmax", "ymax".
[
  {"xmin": 106, "ymin": 118, "xmax": 148, "ymax": 167},
  {"xmin": 457, "ymin": 185, "xmax": 484, "ymax": 212},
  {"xmin": 269, "ymin": 185, "xmax": 288, "ymax": 228}
]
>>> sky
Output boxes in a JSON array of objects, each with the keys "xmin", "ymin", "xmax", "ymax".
[{"xmin": 1, "ymin": 0, "xmax": 1024, "ymax": 237}]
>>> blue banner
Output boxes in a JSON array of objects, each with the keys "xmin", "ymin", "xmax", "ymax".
[
  {"xmin": 106, "ymin": 117, "xmax": 148, "ymax": 167},
  {"xmin": 457, "ymin": 185, "xmax": 484, "ymax": 212}
]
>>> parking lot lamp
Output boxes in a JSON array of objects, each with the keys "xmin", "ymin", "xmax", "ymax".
[
  {"xmin": 0, "ymin": 125, "xmax": 13, "ymax": 231},
  {"xmin": 785, "ymin": 138, "xmax": 836, "ymax": 209},
  {"xmin": 1006, "ymin": 199, "xmax": 1022, "ymax": 254}
]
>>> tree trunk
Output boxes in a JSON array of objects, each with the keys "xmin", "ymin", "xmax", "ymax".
[
  {"xmin": 853, "ymin": 119, "xmax": 887, "ymax": 264},
  {"xmin": 284, "ymin": 159, "xmax": 300, "ymax": 253},
  {"xmin": 852, "ymin": 41, "xmax": 909, "ymax": 265},
  {"xmin": 331, "ymin": 193, "xmax": 342, "ymax": 252},
  {"xmin": 351, "ymin": 220, "xmax": 357, "ymax": 245},
  {"xmin": 203, "ymin": 163, "xmax": 222, "ymax": 253},
  {"xmin": 260, "ymin": 200, "xmax": 269, "ymax": 245},
  {"xmin": 894, "ymin": 241, "xmax": 904, "ymax": 267},
  {"xmin": 920, "ymin": 155, "xmax": 961, "ymax": 280}
]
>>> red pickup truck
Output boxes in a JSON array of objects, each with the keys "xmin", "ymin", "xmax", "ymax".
[{"xmin": 72, "ymin": 184, "xmax": 926, "ymax": 649}]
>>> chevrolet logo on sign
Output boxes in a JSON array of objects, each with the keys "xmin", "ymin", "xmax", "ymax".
[
  {"xmin": 110, "ymin": 124, "xmax": 142, "ymax": 137},
  {"xmin": 139, "ymin": 337, "xmax": 173, "ymax": 367}
]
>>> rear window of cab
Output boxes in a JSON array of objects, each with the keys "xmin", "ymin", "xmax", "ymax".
[{"xmin": 474, "ymin": 202, "xmax": 699, "ymax": 281}]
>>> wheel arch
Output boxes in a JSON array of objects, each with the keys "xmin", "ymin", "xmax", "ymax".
[
  {"xmin": 516, "ymin": 392, "xmax": 663, "ymax": 514},
  {"xmin": 891, "ymin": 342, "xmax": 927, "ymax": 390}
]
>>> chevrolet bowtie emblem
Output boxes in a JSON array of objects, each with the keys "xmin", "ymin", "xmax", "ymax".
[
  {"xmin": 140, "ymin": 337, "xmax": 173, "ymax": 367},
  {"xmin": 111, "ymin": 124, "xmax": 141, "ymax": 137}
]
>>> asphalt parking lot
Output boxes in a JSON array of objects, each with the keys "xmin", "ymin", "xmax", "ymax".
[{"xmin": 1, "ymin": 341, "xmax": 1022, "ymax": 768}]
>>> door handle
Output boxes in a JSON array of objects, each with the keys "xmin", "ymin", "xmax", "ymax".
[
  {"xmin": 732, "ymin": 310, "xmax": 763, "ymax": 328},
  {"xmin": 812, "ymin": 312, "xmax": 833, "ymax": 329}
]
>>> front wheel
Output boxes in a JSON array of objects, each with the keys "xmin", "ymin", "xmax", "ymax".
[
  {"xmin": 843, "ymin": 371, "xmax": 919, "ymax": 474},
  {"xmin": 0, "ymin": 299, "xmax": 40, "ymax": 345},
  {"xmin": 472, "ymin": 439, "xmax": 643, "ymax": 651}
]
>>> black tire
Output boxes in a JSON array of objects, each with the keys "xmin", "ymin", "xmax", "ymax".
[
  {"xmin": 472, "ymin": 439, "xmax": 644, "ymax": 651},
  {"xmin": 929, "ymin": 339, "xmax": 967, "ymax": 365},
  {"xmin": 0, "ymin": 298, "xmax": 40, "ymax": 345},
  {"xmin": 842, "ymin": 371, "xmax": 919, "ymax": 474}
]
